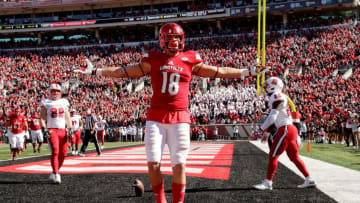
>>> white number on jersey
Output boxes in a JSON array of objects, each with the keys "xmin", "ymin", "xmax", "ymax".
[{"xmin": 161, "ymin": 71, "xmax": 180, "ymax": 95}]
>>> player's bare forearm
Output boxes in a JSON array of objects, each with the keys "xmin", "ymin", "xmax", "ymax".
[
  {"xmin": 193, "ymin": 63, "xmax": 250, "ymax": 78},
  {"xmin": 65, "ymin": 110, "xmax": 72, "ymax": 129},
  {"xmin": 99, "ymin": 63, "xmax": 150, "ymax": 79},
  {"xmin": 24, "ymin": 121, "xmax": 29, "ymax": 131},
  {"xmin": 40, "ymin": 107, "xmax": 47, "ymax": 128}
]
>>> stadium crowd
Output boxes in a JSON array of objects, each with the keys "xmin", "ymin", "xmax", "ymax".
[{"xmin": 0, "ymin": 18, "xmax": 359, "ymax": 146}]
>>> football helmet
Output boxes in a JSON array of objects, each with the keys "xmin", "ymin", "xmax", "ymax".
[
  {"xmin": 49, "ymin": 83, "xmax": 62, "ymax": 100},
  {"xmin": 12, "ymin": 106, "xmax": 20, "ymax": 117},
  {"xmin": 264, "ymin": 77, "xmax": 284, "ymax": 95},
  {"xmin": 31, "ymin": 111, "xmax": 39, "ymax": 118},
  {"xmin": 70, "ymin": 109, "xmax": 76, "ymax": 116},
  {"xmin": 159, "ymin": 23, "xmax": 185, "ymax": 52}
]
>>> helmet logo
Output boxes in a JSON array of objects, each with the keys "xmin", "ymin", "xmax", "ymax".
[
  {"xmin": 169, "ymin": 29, "xmax": 172, "ymax": 33},
  {"xmin": 271, "ymin": 79, "xmax": 278, "ymax": 85}
]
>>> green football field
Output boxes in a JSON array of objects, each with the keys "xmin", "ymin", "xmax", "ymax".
[{"xmin": 298, "ymin": 141, "xmax": 360, "ymax": 172}]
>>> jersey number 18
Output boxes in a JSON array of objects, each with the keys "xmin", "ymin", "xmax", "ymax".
[{"xmin": 161, "ymin": 72, "xmax": 180, "ymax": 95}]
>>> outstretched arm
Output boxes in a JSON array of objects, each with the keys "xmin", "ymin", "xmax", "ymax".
[
  {"xmin": 74, "ymin": 59, "xmax": 151, "ymax": 79},
  {"xmin": 192, "ymin": 63, "xmax": 268, "ymax": 78}
]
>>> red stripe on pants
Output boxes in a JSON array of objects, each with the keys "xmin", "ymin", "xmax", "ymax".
[
  {"xmin": 97, "ymin": 130, "xmax": 105, "ymax": 145},
  {"xmin": 267, "ymin": 125, "xmax": 310, "ymax": 180},
  {"xmin": 49, "ymin": 128, "xmax": 68, "ymax": 174}
]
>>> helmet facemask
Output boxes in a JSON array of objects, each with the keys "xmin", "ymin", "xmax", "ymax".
[{"xmin": 159, "ymin": 23, "xmax": 185, "ymax": 53}]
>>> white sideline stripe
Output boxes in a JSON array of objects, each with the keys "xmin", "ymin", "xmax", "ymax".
[
  {"xmin": 44, "ymin": 160, "xmax": 211, "ymax": 165},
  {"xmin": 17, "ymin": 165, "xmax": 204, "ymax": 173},
  {"xmin": 251, "ymin": 140, "xmax": 360, "ymax": 203},
  {"xmin": 78, "ymin": 155, "xmax": 215, "ymax": 159}
]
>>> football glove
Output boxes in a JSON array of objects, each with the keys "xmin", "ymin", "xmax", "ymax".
[
  {"xmin": 67, "ymin": 128, "xmax": 73, "ymax": 138},
  {"xmin": 296, "ymin": 135, "xmax": 303, "ymax": 149},
  {"xmin": 74, "ymin": 59, "xmax": 94, "ymax": 75},
  {"xmin": 42, "ymin": 127, "xmax": 50, "ymax": 139},
  {"xmin": 250, "ymin": 64, "xmax": 271, "ymax": 76}
]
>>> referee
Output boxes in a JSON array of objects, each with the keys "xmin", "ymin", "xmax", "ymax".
[{"xmin": 79, "ymin": 108, "xmax": 102, "ymax": 156}]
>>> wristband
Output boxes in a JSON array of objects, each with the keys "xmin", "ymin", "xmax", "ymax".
[{"xmin": 92, "ymin": 69, "xmax": 103, "ymax": 76}]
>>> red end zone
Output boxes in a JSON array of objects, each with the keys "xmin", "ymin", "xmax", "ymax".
[{"xmin": 0, "ymin": 143, "xmax": 234, "ymax": 180}]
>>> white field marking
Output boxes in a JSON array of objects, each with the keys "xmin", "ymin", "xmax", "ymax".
[
  {"xmin": 17, "ymin": 165, "xmax": 204, "ymax": 173},
  {"xmin": 77, "ymin": 155, "xmax": 215, "ymax": 159},
  {"xmin": 43, "ymin": 160, "xmax": 212, "ymax": 165}
]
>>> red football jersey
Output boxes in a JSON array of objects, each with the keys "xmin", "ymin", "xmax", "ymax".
[
  {"xmin": 142, "ymin": 50, "xmax": 203, "ymax": 123},
  {"xmin": 8, "ymin": 115, "xmax": 26, "ymax": 134},
  {"xmin": 29, "ymin": 117, "xmax": 41, "ymax": 131}
]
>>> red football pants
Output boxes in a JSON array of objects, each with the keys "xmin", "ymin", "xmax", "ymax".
[
  {"xmin": 49, "ymin": 128, "xmax": 68, "ymax": 174},
  {"xmin": 97, "ymin": 130, "xmax": 105, "ymax": 146},
  {"xmin": 267, "ymin": 125, "xmax": 310, "ymax": 180},
  {"xmin": 71, "ymin": 130, "xmax": 81, "ymax": 149}
]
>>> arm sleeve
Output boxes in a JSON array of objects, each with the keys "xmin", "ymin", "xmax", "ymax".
[{"xmin": 260, "ymin": 109, "xmax": 280, "ymax": 130}]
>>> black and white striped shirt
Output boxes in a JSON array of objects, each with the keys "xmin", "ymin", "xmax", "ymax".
[{"xmin": 84, "ymin": 114, "xmax": 97, "ymax": 130}]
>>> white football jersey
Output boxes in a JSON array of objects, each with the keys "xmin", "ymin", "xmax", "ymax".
[
  {"xmin": 40, "ymin": 98, "xmax": 69, "ymax": 129},
  {"xmin": 261, "ymin": 92, "xmax": 293, "ymax": 130},
  {"xmin": 97, "ymin": 120, "xmax": 107, "ymax": 131},
  {"xmin": 71, "ymin": 115, "xmax": 82, "ymax": 131}
]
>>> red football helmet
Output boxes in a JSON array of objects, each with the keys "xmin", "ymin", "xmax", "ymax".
[
  {"xmin": 159, "ymin": 23, "xmax": 185, "ymax": 52},
  {"xmin": 31, "ymin": 111, "xmax": 39, "ymax": 118},
  {"xmin": 49, "ymin": 83, "xmax": 62, "ymax": 100},
  {"xmin": 12, "ymin": 106, "xmax": 20, "ymax": 117}
]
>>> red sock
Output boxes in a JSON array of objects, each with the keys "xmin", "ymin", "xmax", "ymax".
[
  {"xmin": 172, "ymin": 182, "xmax": 186, "ymax": 203},
  {"xmin": 151, "ymin": 182, "xmax": 167, "ymax": 203}
]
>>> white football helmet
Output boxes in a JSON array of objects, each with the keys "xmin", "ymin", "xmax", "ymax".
[
  {"xmin": 49, "ymin": 83, "xmax": 62, "ymax": 100},
  {"xmin": 264, "ymin": 77, "xmax": 284, "ymax": 95},
  {"xmin": 70, "ymin": 109, "xmax": 76, "ymax": 116}
]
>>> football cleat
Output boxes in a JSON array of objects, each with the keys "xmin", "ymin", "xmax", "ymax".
[
  {"xmin": 253, "ymin": 179, "xmax": 273, "ymax": 190},
  {"xmin": 55, "ymin": 174, "xmax": 61, "ymax": 184},
  {"xmin": 78, "ymin": 152, "xmax": 85, "ymax": 157},
  {"xmin": 298, "ymin": 177, "xmax": 316, "ymax": 188},
  {"xmin": 49, "ymin": 173, "xmax": 55, "ymax": 183}
]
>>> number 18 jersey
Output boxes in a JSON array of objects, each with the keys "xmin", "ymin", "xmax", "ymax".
[
  {"xmin": 40, "ymin": 98, "xmax": 69, "ymax": 129},
  {"xmin": 142, "ymin": 50, "xmax": 203, "ymax": 123}
]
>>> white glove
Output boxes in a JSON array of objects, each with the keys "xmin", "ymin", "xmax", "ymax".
[
  {"xmin": 74, "ymin": 59, "xmax": 94, "ymax": 75},
  {"xmin": 260, "ymin": 131, "xmax": 270, "ymax": 143},
  {"xmin": 250, "ymin": 64, "xmax": 271, "ymax": 76},
  {"xmin": 296, "ymin": 135, "xmax": 303, "ymax": 149}
]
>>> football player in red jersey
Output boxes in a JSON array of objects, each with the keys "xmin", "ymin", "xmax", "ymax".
[
  {"xmin": 28, "ymin": 111, "xmax": 43, "ymax": 153},
  {"xmin": 6, "ymin": 106, "xmax": 28, "ymax": 160},
  {"xmin": 75, "ymin": 23, "xmax": 267, "ymax": 203}
]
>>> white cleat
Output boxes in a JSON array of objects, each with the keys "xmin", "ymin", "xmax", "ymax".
[
  {"xmin": 101, "ymin": 146, "xmax": 104, "ymax": 150},
  {"xmin": 298, "ymin": 177, "xmax": 316, "ymax": 188},
  {"xmin": 71, "ymin": 151, "xmax": 75, "ymax": 155},
  {"xmin": 78, "ymin": 152, "xmax": 85, "ymax": 157},
  {"xmin": 49, "ymin": 173, "xmax": 56, "ymax": 183},
  {"xmin": 253, "ymin": 179, "xmax": 273, "ymax": 190},
  {"xmin": 55, "ymin": 173, "xmax": 61, "ymax": 184}
]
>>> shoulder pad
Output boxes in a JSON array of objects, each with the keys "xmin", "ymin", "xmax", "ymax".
[{"xmin": 182, "ymin": 51, "xmax": 203, "ymax": 64}]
